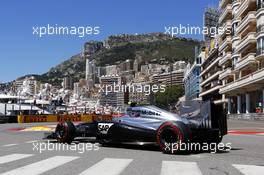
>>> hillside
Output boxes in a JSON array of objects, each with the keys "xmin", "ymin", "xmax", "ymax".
[{"xmin": 35, "ymin": 33, "xmax": 201, "ymax": 86}]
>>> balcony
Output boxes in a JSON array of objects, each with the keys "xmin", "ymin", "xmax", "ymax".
[
  {"xmin": 200, "ymin": 57, "xmax": 221, "ymax": 76},
  {"xmin": 219, "ymin": 4, "xmax": 232, "ymax": 24},
  {"xmin": 200, "ymin": 71, "xmax": 221, "ymax": 87},
  {"xmin": 256, "ymin": 47, "xmax": 264, "ymax": 61},
  {"xmin": 235, "ymin": 32, "xmax": 256, "ymax": 53},
  {"xmin": 219, "ymin": 67, "xmax": 233, "ymax": 79},
  {"xmin": 200, "ymin": 85, "xmax": 222, "ymax": 97},
  {"xmin": 220, "ymin": 68, "xmax": 264, "ymax": 94},
  {"xmin": 220, "ymin": 0, "xmax": 232, "ymax": 9},
  {"xmin": 235, "ymin": 11, "xmax": 256, "ymax": 35},
  {"xmin": 220, "ymin": 20, "xmax": 232, "ymax": 38},
  {"xmin": 256, "ymin": 24, "xmax": 264, "ymax": 38},
  {"xmin": 232, "ymin": 0, "xmax": 241, "ymax": 11},
  {"xmin": 219, "ymin": 52, "xmax": 232, "ymax": 66},
  {"xmin": 234, "ymin": 53, "xmax": 257, "ymax": 71},
  {"xmin": 219, "ymin": 36, "xmax": 232, "ymax": 51},
  {"xmin": 235, "ymin": 0, "xmax": 256, "ymax": 19}
]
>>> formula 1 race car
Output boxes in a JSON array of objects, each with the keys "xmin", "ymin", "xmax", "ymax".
[{"xmin": 44, "ymin": 100, "xmax": 227, "ymax": 153}]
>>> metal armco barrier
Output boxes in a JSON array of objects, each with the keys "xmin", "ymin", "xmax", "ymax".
[{"xmin": 17, "ymin": 114, "xmax": 113, "ymax": 123}]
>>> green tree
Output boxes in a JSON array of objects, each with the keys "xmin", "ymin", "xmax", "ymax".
[{"xmin": 155, "ymin": 85, "xmax": 184, "ymax": 109}]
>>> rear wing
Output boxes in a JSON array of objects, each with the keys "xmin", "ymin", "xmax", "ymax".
[{"xmin": 179, "ymin": 100, "xmax": 227, "ymax": 135}]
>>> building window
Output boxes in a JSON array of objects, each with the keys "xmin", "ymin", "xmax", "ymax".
[
  {"xmin": 231, "ymin": 22, "xmax": 239, "ymax": 36},
  {"xmin": 257, "ymin": 0, "xmax": 264, "ymax": 9},
  {"xmin": 232, "ymin": 56, "xmax": 239, "ymax": 67},
  {"xmin": 257, "ymin": 37, "xmax": 264, "ymax": 56}
]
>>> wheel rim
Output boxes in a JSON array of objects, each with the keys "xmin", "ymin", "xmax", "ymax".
[{"xmin": 160, "ymin": 128, "xmax": 180, "ymax": 146}]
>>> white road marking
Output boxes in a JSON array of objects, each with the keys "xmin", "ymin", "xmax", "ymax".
[
  {"xmin": 2, "ymin": 144, "xmax": 18, "ymax": 147},
  {"xmin": 256, "ymin": 133, "xmax": 264, "ymax": 136},
  {"xmin": 25, "ymin": 140, "xmax": 38, "ymax": 143},
  {"xmin": 0, "ymin": 154, "xmax": 33, "ymax": 164},
  {"xmin": 161, "ymin": 161, "xmax": 202, "ymax": 175},
  {"xmin": 190, "ymin": 155, "xmax": 202, "ymax": 158},
  {"xmin": 79, "ymin": 158, "xmax": 133, "ymax": 175},
  {"xmin": 0, "ymin": 156, "xmax": 79, "ymax": 175},
  {"xmin": 233, "ymin": 164, "xmax": 264, "ymax": 175}
]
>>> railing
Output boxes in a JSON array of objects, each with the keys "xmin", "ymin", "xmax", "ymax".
[
  {"xmin": 220, "ymin": 67, "xmax": 264, "ymax": 93},
  {"xmin": 235, "ymin": 32, "xmax": 256, "ymax": 53},
  {"xmin": 257, "ymin": 24, "xmax": 264, "ymax": 33},
  {"xmin": 235, "ymin": 53, "xmax": 256, "ymax": 70},
  {"xmin": 219, "ymin": 4, "xmax": 232, "ymax": 23},
  {"xmin": 236, "ymin": 11, "xmax": 256, "ymax": 35},
  {"xmin": 219, "ymin": 36, "xmax": 232, "ymax": 51}
]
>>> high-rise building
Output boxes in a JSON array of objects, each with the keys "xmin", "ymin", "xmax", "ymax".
[
  {"xmin": 99, "ymin": 75, "xmax": 125, "ymax": 108},
  {"xmin": 62, "ymin": 77, "xmax": 73, "ymax": 90},
  {"xmin": 203, "ymin": 7, "xmax": 220, "ymax": 44},
  {"xmin": 128, "ymin": 82, "xmax": 153, "ymax": 104},
  {"xmin": 133, "ymin": 59, "xmax": 139, "ymax": 72},
  {"xmin": 73, "ymin": 82, "xmax": 81, "ymax": 98},
  {"xmin": 13, "ymin": 76, "xmax": 38, "ymax": 96},
  {"xmin": 184, "ymin": 48, "xmax": 205, "ymax": 100},
  {"xmin": 218, "ymin": 0, "xmax": 264, "ymax": 117},
  {"xmin": 83, "ymin": 42, "xmax": 103, "ymax": 86}
]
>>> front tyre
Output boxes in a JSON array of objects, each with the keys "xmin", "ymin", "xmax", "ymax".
[{"xmin": 55, "ymin": 121, "xmax": 76, "ymax": 144}]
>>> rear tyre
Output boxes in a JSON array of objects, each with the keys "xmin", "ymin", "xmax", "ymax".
[
  {"xmin": 156, "ymin": 122, "xmax": 191, "ymax": 154},
  {"xmin": 55, "ymin": 121, "xmax": 75, "ymax": 144},
  {"xmin": 205, "ymin": 129, "xmax": 223, "ymax": 145}
]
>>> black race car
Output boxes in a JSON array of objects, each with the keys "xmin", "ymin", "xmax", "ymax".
[{"xmin": 45, "ymin": 100, "xmax": 227, "ymax": 153}]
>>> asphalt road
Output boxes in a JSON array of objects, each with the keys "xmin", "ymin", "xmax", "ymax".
[{"xmin": 0, "ymin": 120, "xmax": 263, "ymax": 175}]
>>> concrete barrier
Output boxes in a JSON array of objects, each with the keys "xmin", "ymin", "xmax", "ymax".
[{"xmin": 17, "ymin": 114, "xmax": 112, "ymax": 123}]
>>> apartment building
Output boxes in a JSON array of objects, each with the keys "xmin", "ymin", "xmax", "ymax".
[
  {"xmin": 151, "ymin": 70, "xmax": 185, "ymax": 87},
  {"xmin": 199, "ymin": 40, "xmax": 223, "ymax": 104},
  {"xmin": 99, "ymin": 75, "xmax": 125, "ymax": 108},
  {"xmin": 13, "ymin": 76, "xmax": 38, "ymax": 96},
  {"xmin": 199, "ymin": 6, "xmax": 223, "ymax": 105},
  {"xmin": 218, "ymin": 0, "xmax": 264, "ymax": 116},
  {"xmin": 62, "ymin": 77, "xmax": 73, "ymax": 90}
]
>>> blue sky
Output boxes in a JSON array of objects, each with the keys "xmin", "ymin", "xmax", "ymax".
[{"xmin": 0, "ymin": 0, "xmax": 218, "ymax": 83}]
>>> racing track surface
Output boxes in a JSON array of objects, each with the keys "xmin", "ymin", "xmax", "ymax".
[{"xmin": 0, "ymin": 120, "xmax": 263, "ymax": 175}]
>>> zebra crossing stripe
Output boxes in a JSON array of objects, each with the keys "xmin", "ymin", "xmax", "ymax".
[
  {"xmin": 161, "ymin": 161, "xmax": 202, "ymax": 175},
  {"xmin": 25, "ymin": 140, "xmax": 38, "ymax": 143},
  {"xmin": 79, "ymin": 158, "xmax": 133, "ymax": 175},
  {"xmin": 233, "ymin": 164, "xmax": 264, "ymax": 175},
  {"xmin": 2, "ymin": 144, "xmax": 18, "ymax": 147},
  {"xmin": 0, "ymin": 156, "xmax": 79, "ymax": 175},
  {"xmin": 0, "ymin": 154, "xmax": 33, "ymax": 164}
]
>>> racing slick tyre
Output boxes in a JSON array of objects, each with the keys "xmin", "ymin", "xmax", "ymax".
[
  {"xmin": 156, "ymin": 121, "xmax": 191, "ymax": 154},
  {"xmin": 55, "ymin": 121, "xmax": 76, "ymax": 144},
  {"xmin": 208, "ymin": 130, "xmax": 223, "ymax": 145}
]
